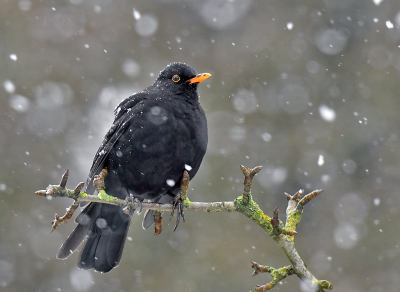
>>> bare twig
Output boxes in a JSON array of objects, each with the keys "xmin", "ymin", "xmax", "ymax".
[
  {"xmin": 59, "ymin": 169, "xmax": 69, "ymax": 189},
  {"xmin": 35, "ymin": 169, "xmax": 72, "ymax": 198},
  {"xmin": 297, "ymin": 189, "xmax": 324, "ymax": 212},
  {"xmin": 252, "ymin": 261, "xmax": 295, "ymax": 291},
  {"xmin": 50, "ymin": 182, "xmax": 84, "ymax": 232},
  {"xmin": 240, "ymin": 165, "xmax": 263, "ymax": 205},
  {"xmin": 271, "ymin": 207, "xmax": 281, "ymax": 236}
]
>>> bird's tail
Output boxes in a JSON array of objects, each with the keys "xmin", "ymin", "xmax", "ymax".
[{"xmin": 57, "ymin": 203, "xmax": 130, "ymax": 273}]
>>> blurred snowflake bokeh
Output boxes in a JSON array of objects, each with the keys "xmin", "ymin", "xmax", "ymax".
[{"xmin": 1, "ymin": 0, "xmax": 400, "ymax": 291}]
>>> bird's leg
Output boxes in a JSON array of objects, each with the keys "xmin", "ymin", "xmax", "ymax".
[
  {"xmin": 94, "ymin": 168, "xmax": 137, "ymax": 219},
  {"xmin": 93, "ymin": 168, "xmax": 108, "ymax": 192},
  {"xmin": 154, "ymin": 211, "xmax": 162, "ymax": 235},
  {"xmin": 170, "ymin": 170, "xmax": 190, "ymax": 231}
]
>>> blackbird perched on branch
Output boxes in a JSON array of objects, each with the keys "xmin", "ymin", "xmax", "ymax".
[{"xmin": 56, "ymin": 62, "xmax": 210, "ymax": 272}]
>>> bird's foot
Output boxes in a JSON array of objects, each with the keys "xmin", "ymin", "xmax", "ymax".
[
  {"xmin": 170, "ymin": 196, "xmax": 185, "ymax": 231},
  {"xmin": 122, "ymin": 195, "xmax": 140, "ymax": 218}
]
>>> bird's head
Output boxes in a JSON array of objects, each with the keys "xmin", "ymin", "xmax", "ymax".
[{"xmin": 152, "ymin": 62, "xmax": 211, "ymax": 98}]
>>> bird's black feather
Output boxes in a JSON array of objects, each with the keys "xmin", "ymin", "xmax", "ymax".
[{"xmin": 57, "ymin": 62, "xmax": 209, "ymax": 272}]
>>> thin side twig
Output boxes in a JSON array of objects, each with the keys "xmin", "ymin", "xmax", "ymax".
[
  {"xmin": 252, "ymin": 261, "xmax": 295, "ymax": 291},
  {"xmin": 240, "ymin": 165, "xmax": 263, "ymax": 205},
  {"xmin": 50, "ymin": 182, "xmax": 84, "ymax": 231}
]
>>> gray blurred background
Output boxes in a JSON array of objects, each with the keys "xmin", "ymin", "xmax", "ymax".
[{"xmin": 1, "ymin": 0, "xmax": 400, "ymax": 291}]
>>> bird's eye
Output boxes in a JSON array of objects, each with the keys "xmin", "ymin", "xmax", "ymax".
[{"xmin": 172, "ymin": 75, "xmax": 180, "ymax": 82}]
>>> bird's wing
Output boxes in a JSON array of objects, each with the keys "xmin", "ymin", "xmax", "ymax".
[{"xmin": 84, "ymin": 92, "xmax": 148, "ymax": 194}]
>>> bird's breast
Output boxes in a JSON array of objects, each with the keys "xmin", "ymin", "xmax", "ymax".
[{"xmin": 105, "ymin": 100, "xmax": 207, "ymax": 200}]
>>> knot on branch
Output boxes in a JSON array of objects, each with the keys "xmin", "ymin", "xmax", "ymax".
[{"xmin": 320, "ymin": 280, "xmax": 334, "ymax": 290}]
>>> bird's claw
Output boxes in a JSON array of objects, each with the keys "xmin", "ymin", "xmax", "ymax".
[{"xmin": 170, "ymin": 196, "xmax": 185, "ymax": 231}]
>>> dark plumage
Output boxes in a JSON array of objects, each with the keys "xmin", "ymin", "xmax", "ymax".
[{"xmin": 56, "ymin": 62, "xmax": 210, "ymax": 272}]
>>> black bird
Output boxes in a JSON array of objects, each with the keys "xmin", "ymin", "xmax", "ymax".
[{"xmin": 56, "ymin": 62, "xmax": 210, "ymax": 272}]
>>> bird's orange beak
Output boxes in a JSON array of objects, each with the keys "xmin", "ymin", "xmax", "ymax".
[{"xmin": 188, "ymin": 73, "xmax": 211, "ymax": 84}]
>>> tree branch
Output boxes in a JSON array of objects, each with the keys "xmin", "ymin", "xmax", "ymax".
[{"xmin": 35, "ymin": 166, "xmax": 333, "ymax": 292}]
